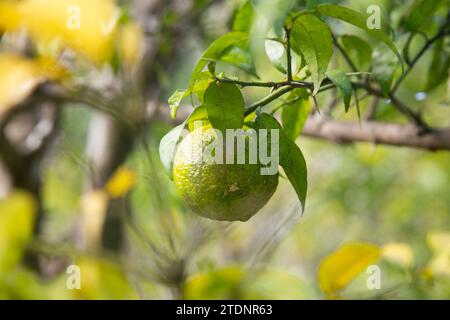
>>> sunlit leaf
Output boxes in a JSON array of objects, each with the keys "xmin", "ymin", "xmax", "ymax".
[
  {"xmin": 318, "ymin": 242, "xmax": 381, "ymax": 297},
  {"xmin": 289, "ymin": 12, "xmax": 333, "ymax": 95},
  {"xmin": 168, "ymin": 89, "xmax": 188, "ymax": 119},
  {"xmin": 326, "ymin": 69, "xmax": 352, "ymax": 112}
]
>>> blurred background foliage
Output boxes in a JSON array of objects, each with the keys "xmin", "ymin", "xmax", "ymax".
[{"xmin": 0, "ymin": 0, "xmax": 449, "ymax": 299}]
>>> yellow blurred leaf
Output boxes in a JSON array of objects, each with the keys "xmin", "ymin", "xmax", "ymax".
[
  {"xmin": 318, "ymin": 242, "xmax": 381, "ymax": 297},
  {"xmin": 0, "ymin": 54, "xmax": 65, "ymax": 114},
  {"xmin": 18, "ymin": 0, "xmax": 120, "ymax": 63},
  {"xmin": 183, "ymin": 266, "xmax": 245, "ymax": 300},
  {"xmin": 73, "ymin": 256, "xmax": 137, "ymax": 299},
  {"xmin": 80, "ymin": 190, "xmax": 109, "ymax": 250},
  {"xmin": 0, "ymin": 191, "xmax": 37, "ymax": 275},
  {"xmin": 106, "ymin": 167, "xmax": 137, "ymax": 198},
  {"xmin": 118, "ymin": 22, "xmax": 144, "ymax": 66},
  {"xmin": 427, "ymin": 231, "xmax": 450, "ymax": 254},
  {"xmin": 425, "ymin": 231, "xmax": 450, "ymax": 278},
  {"xmin": 382, "ymin": 242, "xmax": 414, "ymax": 269},
  {"xmin": 0, "ymin": 54, "xmax": 41, "ymax": 114},
  {"xmin": 0, "ymin": 1, "xmax": 20, "ymax": 31}
]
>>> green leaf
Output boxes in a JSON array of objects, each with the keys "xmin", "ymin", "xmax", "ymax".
[
  {"xmin": 404, "ymin": 0, "xmax": 445, "ymax": 31},
  {"xmin": 289, "ymin": 12, "xmax": 333, "ymax": 95},
  {"xmin": 190, "ymin": 32, "xmax": 248, "ymax": 89},
  {"xmin": 233, "ymin": 0, "xmax": 254, "ymax": 33},
  {"xmin": 168, "ymin": 89, "xmax": 188, "ymax": 119},
  {"xmin": 281, "ymin": 96, "xmax": 311, "ymax": 139},
  {"xmin": 219, "ymin": 45, "xmax": 259, "ymax": 78},
  {"xmin": 325, "ymin": 69, "xmax": 352, "ymax": 112},
  {"xmin": 425, "ymin": 38, "xmax": 450, "ymax": 92},
  {"xmin": 339, "ymin": 35, "xmax": 372, "ymax": 71},
  {"xmin": 372, "ymin": 44, "xmax": 399, "ymax": 96},
  {"xmin": 316, "ymin": 4, "xmax": 403, "ymax": 66},
  {"xmin": 191, "ymin": 71, "xmax": 214, "ymax": 103},
  {"xmin": 265, "ymin": 39, "xmax": 287, "ymax": 74},
  {"xmin": 204, "ymin": 82, "xmax": 245, "ymax": 132},
  {"xmin": 159, "ymin": 123, "xmax": 188, "ymax": 179},
  {"xmin": 255, "ymin": 113, "xmax": 307, "ymax": 211}
]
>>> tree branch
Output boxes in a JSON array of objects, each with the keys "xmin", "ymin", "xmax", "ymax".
[{"xmin": 302, "ymin": 117, "xmax": 450, "ymax": 151}]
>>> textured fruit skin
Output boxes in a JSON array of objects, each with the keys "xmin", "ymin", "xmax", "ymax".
[{"xmin": 173, "ymin": 128, "xmax": 279, "ymax": 222}]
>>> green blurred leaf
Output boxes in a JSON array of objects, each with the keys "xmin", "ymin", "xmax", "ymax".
[
  {"xmin": 255, "ymin": 113, "xmax": 307, "ymax": 211},
  {"xmin": 204, "ymin": 82, "xmax": 244, "ymax": 132},
  {"xmin": 289, "ymin": 12, "xmax": 333, "ymax": 95},
  {"xmin": 339, "ymin": 35, "xmax": 372, "ymax": 71},
  {"xmin": 372, "ymin": 44, "xmax": 399, "ymax": 95},
  {"xmin": 316, "ymin": 4, "xmax": 403, "ymax": 66},
  {"xmin": 326, "ymin": 69, "xmax": 353, "ymax": 112},
  {"xmin": 425, "ymin": 38, "xmax": 450, "ymax": 92},
  {"xmin": 281, "ymin": 96, "xmax": 311, "ymax": 139},
  {"xmin": 233, "ymin": 0, "xmax": 254, "ymax": 33},
  {"xmin": 404, "ymin": 0, "xmax": 445, "ymax": 31}
]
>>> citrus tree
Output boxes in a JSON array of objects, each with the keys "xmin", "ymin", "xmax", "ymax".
[{"xmin": 0, "ymin": 0, "xmax": 449, "ymax": 299}]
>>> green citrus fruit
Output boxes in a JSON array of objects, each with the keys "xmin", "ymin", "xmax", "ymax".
[{"xmin": 173, "ymin": 128, "xmax": 279, "ymax": 222}]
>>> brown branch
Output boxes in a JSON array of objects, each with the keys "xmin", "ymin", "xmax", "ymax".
[{"xmin": 302, "ymin": 117, "xmax": 450, "ymax": 151}]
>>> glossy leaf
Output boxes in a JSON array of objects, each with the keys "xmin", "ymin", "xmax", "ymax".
[
  {"xmin": 425, "ymin": 38, "xmax": 450, "ymax": 92},
  {"xmin": 204, "ymin": 82, "xmax": 245, "ymax": 132},
  {"xmin": 255, "ymin": 113, "xmax": 307, "ymax": 211},
  {"xmin": 289, "ymin": 12, "xmax": 333, "ymax": 95}
]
